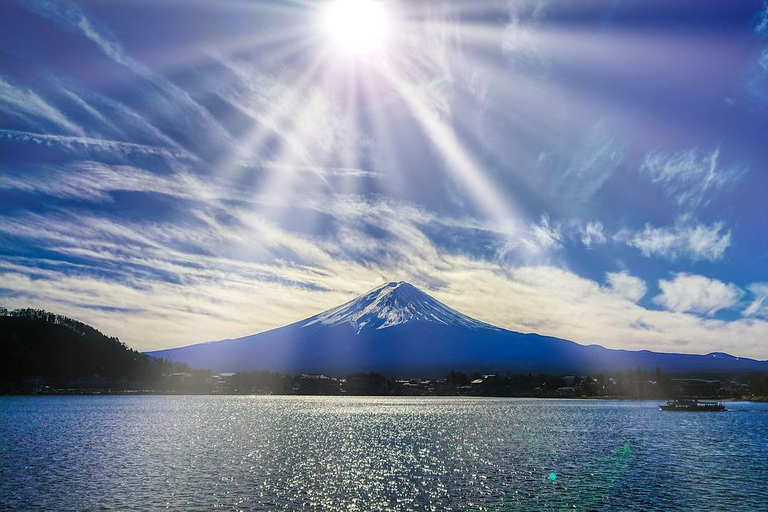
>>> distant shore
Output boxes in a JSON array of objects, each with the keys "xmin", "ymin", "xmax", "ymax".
[{"xmin": 3, "ymin": 389, "xmax": 764, "ymax": 401}]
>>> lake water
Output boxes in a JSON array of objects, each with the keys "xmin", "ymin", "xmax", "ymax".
[{"xmin": 1, "ymin": 396, "xmax": 767, "ymax": 511}]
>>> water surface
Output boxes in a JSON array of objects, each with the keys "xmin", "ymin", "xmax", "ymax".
[{"xmin": 1, "ymin": 396, "xmax": 766, "ymax": 511}]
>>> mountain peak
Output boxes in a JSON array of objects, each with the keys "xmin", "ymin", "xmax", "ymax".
[
  {"xmin": 374, "ymin": 280, "xmax": 415, "ymax": 290},
  {"xmin": 302, "ymin": 281, "xmax": 496, "ymax": 333}
]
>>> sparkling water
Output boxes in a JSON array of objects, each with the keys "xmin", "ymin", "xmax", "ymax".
[{"xmin": 1, "ymin": 396, "xmax": 766, "ymax": 511}]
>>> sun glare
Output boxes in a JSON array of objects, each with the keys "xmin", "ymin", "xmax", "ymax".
[{"xmin": 321, "ymin": 0, "xmax": 390, "ymax": 56}]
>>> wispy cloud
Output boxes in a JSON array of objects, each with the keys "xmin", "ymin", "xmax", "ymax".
[
  {"xmin": 525, "ymin": 214, "xmax": 562, "ymax": 252},
  {"xmin": 2, "ymin": 217, "xmax": 768, "ymax": 359},
  {"xmin": 2, "ymin": 194, "xmax": 767, "ymax": 359},
  {"xmin": 0, "ymin": 77, "xmax": 84, "ymax": 136},
  {"xmin": 559, "ymin": 122, "xmax": 627, "ymax": 208},
  {"xmin": 654, "ymin": 273, "xmax": 742, "ymax": 316},
  {"xmin": 0, "ymin": 161, "xmax": 204, "ymax": 202},
  {"xmin": 495, "ymin": 214, "xmax": 563, "ymax": 260},
  {"xmin": 51, "ymin": 81, "xmax": 189, "ymax": 151},
  {"xmin": 536, "ymin": 121, "xmax": 627, "ymax": 212},
  {"xmin": 755, "ymin": 1, "xmax": 768, "ymax": 36},
  {"xmin": 741, "ymin": 47, "xmax": 768, "ymax": 106},
  {"xmin": 240, "ymin": 161, "xmax": 378, "ymax": 178},
  {"xmin": 742, "ymin": 2, "xmax": 768, "ymax": 107},
  {"xmin": 19, "ymin": 0, "xmax": 128, "ymax": 64},
  {"xmin": 580, "ymin": 221, "xmax": 606, "ymax": 248},
  {"xmin": 743, "ymin": 282, "xmax": 768, "ymax": 318},
  {"xmin": 621, "ymin": 219, "xmax": 731, "ymax": 262},
  {"xmin": 18, "ymin": 0, "xmax": 234, "ymax": 156},
  {"xmin": 0, "ymin": 129, "xmax": 192, "ymax": 161},
  {"xmin": 502, "ymin": 0, "xmax": 548, "ymax": 72},
  {"xmin": 641, "ymin": 146, "xmax": 748, "ymax": 212},
  {"xmin": 606, "ymin": 271, "xmax": 646, "ymax": 303}
]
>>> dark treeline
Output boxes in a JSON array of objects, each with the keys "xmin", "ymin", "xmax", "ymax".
[
  {"xmin": 750, "ymin": 373, "xmax": 768, "ymax": 396},
  {"xmin": 219, "ymin": 368, "xmax": 757, "ymax": 399},
  {"xmin": 0, "ymin": 308, "xmax": 188, "ymax": 392}
]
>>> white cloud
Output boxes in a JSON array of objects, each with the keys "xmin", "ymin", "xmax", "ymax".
[
  {"xmin": 744, "ymin": 283, "xmax": 768, "ymax": 318},
  {"xmin": 580, "ymin": 221, "xmax": 606, "ymax": 248},
  {"xmin": 535, "ymin": 121, "xmax": 627, "ymax": 213},
  {"xmin": 640, "ymin": 146, "xmax": 747, "ymax": 212},
  {"xmin": 18, "ymin": 0, "xmax": 234, "ymax": 154},
  {"xmin": 2, "ymin": 198, "xmax": 767, "ymax": 360},
  {"xmin": 494, "ymin": 214, "xmax": 568, "ymax": 262},
  {"xmin": 0, "ymin": 155, "xmax": 382, "ymax": 214},
  {"xmin": 441, "ymin": 265, "xmax": 768, "ymax": 359},
  {"xmin": 606, "ymin": 271, "xmax": 646, "ymax": 302},
  {"xmin": 561, "ymin": 123, "xmax": 626, "ymax": 206},
  {"xmin": 502, "ymin": 0, "xmax": 548, "ymax": 66},
  {"xmin": 53, "ymin": 85, "xmax": 188, "ymax": 151},
  {"xmin": 654, "ymin": 273, "xmax": 742, "ymax": 316},
  {"xmin": 756, "ymin": 2, "xmax": 768, "ymax": 36},
  {"xmin": 624, "ymin": 220, "xmax": 731, "ymax": 262},
  {"xmin": 0, "ymin": 129, "xmax": 191, "ymax": 161},
  {"xmin": 521, "ymin": 214, "xmax": 562, "ymax": 254},
  {"xmin": 0, "ymin": 77, "xmax": 83, "ymax": 135},
  {"xmin": 19, "ymin": 0, "xmax": 128, "ymax": 65},
  {"xmin": 686, "ymin": 222, "xmax": 732, "ymax": 260},
  {"xmin": 0, "ymin": 162, "xmax": 195, "ymax": 203}
]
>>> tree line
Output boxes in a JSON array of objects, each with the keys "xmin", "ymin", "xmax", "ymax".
[{"xmin": 0, "ymin": 308, "xmax": 187, "ymax": 391}]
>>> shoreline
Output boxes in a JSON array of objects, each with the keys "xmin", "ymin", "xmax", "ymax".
[{"xmin": 2, "ymin": 391, "xmax": 764, "ymax": 401}]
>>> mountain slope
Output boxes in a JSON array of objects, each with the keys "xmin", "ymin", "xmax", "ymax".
[
  {"xmin": 146, "ymin": 282, "xmax": 768, "ymax": 376},
  {"xmin": 0, "ymin": 308, "xmax": 170, "ymax": 385},
  {"xmin": 303, "ymin": 282, "xmax": 497, "ymax": 332}
]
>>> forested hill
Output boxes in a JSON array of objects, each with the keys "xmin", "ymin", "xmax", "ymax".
[{"xmin": 0, "ymin": 308, "xmax": 180, "ymax": 389}]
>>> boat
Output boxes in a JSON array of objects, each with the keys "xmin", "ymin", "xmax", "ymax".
[{"xmin": 659, "ymin": 399, "xmax": 724, "ymax": 412}]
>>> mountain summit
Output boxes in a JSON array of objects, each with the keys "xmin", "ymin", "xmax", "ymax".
[
  {"xmin": 147, "ymin": 282, "xmax": 768, "ymax": 376},
  {"xmin": 304, "ymin": 281, "xmax": 496, "ymax": 333}
]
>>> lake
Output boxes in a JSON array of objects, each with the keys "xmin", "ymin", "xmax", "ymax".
[{"xmin": 1, "ymin": 396, "xmax": 767, "ymax": 511}]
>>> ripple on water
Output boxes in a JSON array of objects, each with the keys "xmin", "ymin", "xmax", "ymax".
[{"xmin": 1, "ymin": 396, "xmax": 767, "ymax": 511}]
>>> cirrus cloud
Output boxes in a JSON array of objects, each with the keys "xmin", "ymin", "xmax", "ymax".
[
  {"xmin": 620, "ymin": 219, "xmax": 731, "ymax": 262},
  {"xmin": 654, "ymin": 273, "xmax": 743, "ymax": 316},
  {"xmin": 580, "ymin": 221, "xmax": 606, "ymax": 248},
  {"xmin": 743, "ymin": 283, "xmax": 768, "ymax": 318},
  {"xmin": 640, "ymin": 146, "xmax": 748, "ymax": 213}
]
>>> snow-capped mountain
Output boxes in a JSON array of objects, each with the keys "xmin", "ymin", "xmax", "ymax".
[
  {"xmin": 147, "ymin": 282, "xmax": 768, "ymax": 376},
  {"xmin": 304, "ymin": 282, "xmax": 497, "ymax": 333}
]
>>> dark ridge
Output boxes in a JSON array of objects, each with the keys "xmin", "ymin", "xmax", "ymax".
[{"xmin": 0, "ymin": 307, "xmax": 182, "ymax": 388}]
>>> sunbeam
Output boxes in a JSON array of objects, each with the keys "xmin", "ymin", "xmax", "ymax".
[{"xmin": 381, "ymin": 62, "xmax": 520, "ymax": 228}]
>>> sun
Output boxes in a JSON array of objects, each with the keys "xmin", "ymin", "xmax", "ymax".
[{"xmin": 321, "ymin": 0, "xmax": 390, "ymax": 56}]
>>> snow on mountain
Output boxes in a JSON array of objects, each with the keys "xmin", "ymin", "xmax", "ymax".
[
  {"xmin": 146, "ymin": 281, "xmax": 768, "ymax": 376},
  {"xmin": 303, "ymin": 281, "xmax": 497, "ymax": 333}
]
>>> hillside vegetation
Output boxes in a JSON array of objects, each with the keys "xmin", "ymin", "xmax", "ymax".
[{"xmin": 0, "ymin": 308, "xmax": 182, "ymax": 390}]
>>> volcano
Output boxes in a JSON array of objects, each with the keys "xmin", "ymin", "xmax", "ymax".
[{"xmin": 146, "ymin": 282, "xmax": 768, "ymax": 376}]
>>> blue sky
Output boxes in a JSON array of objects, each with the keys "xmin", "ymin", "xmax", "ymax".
[{"xmin": 1, "ymin": 0, "xmax": 767, "ymax": 356}]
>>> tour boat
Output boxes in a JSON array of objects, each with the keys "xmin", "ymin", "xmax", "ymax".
[{"xmin": 659, "ymin": 399, "xmax": 725, "ymax": 412}]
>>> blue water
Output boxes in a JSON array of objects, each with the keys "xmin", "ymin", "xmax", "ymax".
[{"xmin": 1, "ymin": 396, "xmax": 767, "ymax": 511}]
